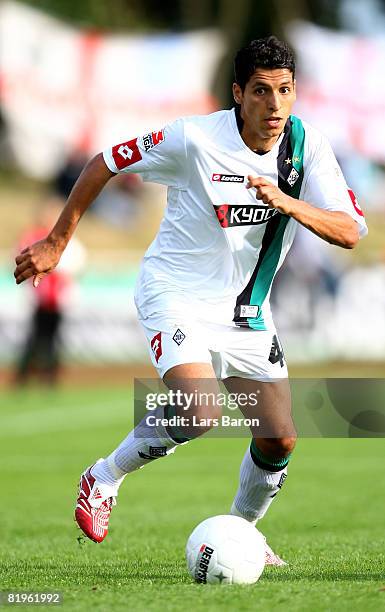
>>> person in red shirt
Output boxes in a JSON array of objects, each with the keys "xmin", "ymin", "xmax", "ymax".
[{"xmin": 14, "ymin": 208, "xmax": 71, "ymax": 385}]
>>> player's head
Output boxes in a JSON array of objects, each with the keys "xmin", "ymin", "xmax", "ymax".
[
  {"xmin": 233, "ymin": 36, "xmax": 295, "ymax": 92},
  {"xmin": 232, "ymin": 36, "xmax": 296, "ymax": 149}
]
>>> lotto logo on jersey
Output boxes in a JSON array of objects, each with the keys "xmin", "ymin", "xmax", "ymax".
[
  {"xmin": 150, "ymin": 332, "xmax": 162, "ymax": 363},
  {"xmin": 212, "ymin": 173, "xmax": 244, "ymax": 183},
  {"xmin": 112, "ymin": 138, "xmax": 142, "ymax": 170},
  {"xmin": 214, "ymin": 203, "xmax": 278, "ymax": 228},
  {"xmin": 348, "ymin": 188, "xmax": 364, "ymax": 217},
  {"xmin": 142, "ymin": 130, "xmax": 165, "ymax": 152}
]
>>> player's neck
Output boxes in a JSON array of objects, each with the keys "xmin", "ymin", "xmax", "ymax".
[
  {"xmin": 235, "ymin": 106, "xmax": 280, "ymax": 154},
  {"xmin": 241, "ymin": 128, "xmax": 279, "ymax": 154}
]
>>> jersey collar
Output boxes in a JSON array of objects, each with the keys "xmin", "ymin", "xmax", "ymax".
[{"xmin": 230, "ymin": 107, "xmax": 285, "ymax": 157}]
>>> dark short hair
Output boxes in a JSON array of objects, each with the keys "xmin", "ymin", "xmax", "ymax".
[{"xmin": 234, "ymin": 36, "xmax": 295, "ymax": 91}]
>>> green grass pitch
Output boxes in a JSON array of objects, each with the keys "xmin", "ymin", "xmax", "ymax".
[{"xmin": 1, "ymin": 385, "xmax": 385, "ymax": 611}]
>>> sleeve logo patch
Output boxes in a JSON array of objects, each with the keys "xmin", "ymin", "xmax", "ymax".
[
  {"xmin": 112, "ymin": 138, "xmax": 142, "ymax": 170},
  {"xmin": 348, "ymin": 188, "xmax": 364, "ymax": 217},
  {"xmin": 142, "ymin": 129, "xmax": 165, "ymax": 152}
]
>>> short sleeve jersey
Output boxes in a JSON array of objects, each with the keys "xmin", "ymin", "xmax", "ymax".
[{"xmin": 103, "ymin": 109, "xmax": 367, "ymax": 330}]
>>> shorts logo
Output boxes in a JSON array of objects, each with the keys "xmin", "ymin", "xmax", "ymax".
[
  {"xmin": 112, "ymin": 138, "xmax": 142, "ymax": 170},
  {"xmin": 212, "ymin": 173, "xmax": 244, "ymax": 183},
  {"xmin": 142, "ymin": 130, "xmax": 165, "ymax": 152},
  {"xmin": 173, "ymin": 329, "xmax": 186, "ymax": 345},
  {"xmin": 348, "ymin": 188, "xmax": 364, "ymax": 217},
  {"xmin": 287, "ymin": 167, "xmax": 299, "ymax": 187},
  {"xmin": 214, "ymin": 203, "xmax": 278, "ymax": 228},
  {"xmin": 268, "ymin": 334, "xmax": 285, "ymax": 367},
  {"xmin": 150, "ymin": 332, "xmax": 162, "ymax": 363}
]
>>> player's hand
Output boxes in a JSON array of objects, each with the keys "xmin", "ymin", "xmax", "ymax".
[
  {"xmin": 246, "ymin": 176, "xmax": 294, "ymax": 215},
  {"xmin": 14, "ymin": 238, "xmax": 62, "ymax": 286}
]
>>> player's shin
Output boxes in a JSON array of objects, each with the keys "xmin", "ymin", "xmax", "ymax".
[
  {"xmin": 91, "ymin": 405, "xmax": 190, "ymax": 487},
  {"xmin": 230, "ymin": 440, "xmax": 291, "ymax": 524}
]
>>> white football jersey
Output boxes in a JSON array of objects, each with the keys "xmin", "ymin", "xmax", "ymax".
[{"xmin": 103, "ymin": 109, "xmax": 367, "ymax": 330}]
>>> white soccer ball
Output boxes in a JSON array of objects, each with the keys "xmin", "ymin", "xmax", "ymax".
[{"xmin": 186, "ymin": 514, "xmax": 265, "ymax": 585}]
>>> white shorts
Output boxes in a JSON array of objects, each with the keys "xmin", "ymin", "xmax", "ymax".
[{"xmin": 138, "ymin": 307, "xmax": 288, "ymax": 381}]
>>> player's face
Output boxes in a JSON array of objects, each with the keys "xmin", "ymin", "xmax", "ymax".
[{"xmin": 233, "ymin": 68, "xmax": 296, "ymax": 151}]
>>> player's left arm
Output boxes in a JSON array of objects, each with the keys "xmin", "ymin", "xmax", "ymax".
[{"xmin": 246, "ymin": 175, "xmax": 359, "ymax": 249}]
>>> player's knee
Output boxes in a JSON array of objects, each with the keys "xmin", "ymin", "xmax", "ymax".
[
  {"xmin": 271, "ymin": 436, "xmax": 296, "ymax": 457},
  {"xmin": 258, "ymin": 436, "xmax": 296, "ymax": 459}
]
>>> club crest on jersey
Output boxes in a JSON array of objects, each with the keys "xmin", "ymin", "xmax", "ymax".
[
  {"xmin": 150, "ymin": 332, "xmax": 162, "ymax": 363},
  {"xmin": 212, "ymin": 173, "xmax": 244, "ymax": 183},
  {"xmin": 142, "ymin": 130, "xmax": 165, "ymax": 152},
  {"xmin": 112, "ymin": 138, "xmax": 142, "ymax": 169},
  {"xmin": 214, "ymin": 203, "xmax": 278, "ymax": 228},
  {"xmin": 287, "ymin": 167, "xmax": 299, "ymax": 187}
]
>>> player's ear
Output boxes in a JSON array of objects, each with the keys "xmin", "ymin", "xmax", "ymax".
[{"xmin": 233, "ymin": 83, "xmax": 242, "ymax": 105}]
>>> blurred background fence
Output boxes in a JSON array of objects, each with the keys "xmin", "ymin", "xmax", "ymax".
[{"xmin": 0, "ymin": 0, "xmax": 384, "ymax": 375}]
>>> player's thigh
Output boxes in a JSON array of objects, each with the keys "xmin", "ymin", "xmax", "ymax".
[
  {"xmin": 164, "ymin": 362, "xmax": 222, "ymax": 422},
  {"xmin": 139, "ymin": 313, "xmax": 222, "ymax": 419}
]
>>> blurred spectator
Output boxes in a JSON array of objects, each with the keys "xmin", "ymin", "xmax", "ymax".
[
  {"xmin": 92, "ymin": 173, "xmax": 143, "ymax": 227},
  {"xmin": 53, "ymin": 151, "xmax": 144, "ymax": 226},
  {"xmin": 53, "ymin": 150, "xmax": 89, "ymax": 199},
  {"xmin": 13, "ymin": 201, "xmax": 86, "ymax": 386}
]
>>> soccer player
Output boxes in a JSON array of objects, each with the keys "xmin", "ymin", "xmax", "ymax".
[{"xmin": 14, "ymin": 36, "xmax": 367, "ymax": 564}]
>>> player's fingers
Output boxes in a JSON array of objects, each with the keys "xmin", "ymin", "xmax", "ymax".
[
  {"xmin": 261, "ymin": 193, "xmax": 272, "ymax": 205},
  {"xmin": 15, "ymin": 252, "xmax": 30, "ymax": 265},
  {"xmin": 33, "ymin": 272, "xmax": 46, "ymax": 288},
  {"xmin": 246, "ymin": 175, "xmax": 272, "ymax": 189},
  {"xmin": 14, "ymin": 259, "xmax": 33, "ymax": 278},
  {"xmin": 255, "ymin": 186, "xmax": 273, "ymax": 201},
  {"xmin": 15, "ymin": 267, "xmax": 34, "ymax": 285}
]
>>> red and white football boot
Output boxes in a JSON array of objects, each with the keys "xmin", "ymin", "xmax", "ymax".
[
  {"xmin": 75, "ymin": 459, "xmax": 118, "ymax": 543},
  {"xmin": 264, "ymin": 538, "xmax": 287, "ymax": 566}
]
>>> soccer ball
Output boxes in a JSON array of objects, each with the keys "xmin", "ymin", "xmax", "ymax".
[{"xmin": 186, "ymin": 515, "xmax": 265, "ymax": 584}]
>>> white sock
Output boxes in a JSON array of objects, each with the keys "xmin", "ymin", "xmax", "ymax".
[
  {"xmin": 230, "ymin": 447, "xmax": 287, "ymax": 524},
  {"xmin": 91, "ymin": 407, "xmax": 182, "ymax": 487}
]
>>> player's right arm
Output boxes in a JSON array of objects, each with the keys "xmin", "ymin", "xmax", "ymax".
[
  {"xmin": 14, "ymin": 153, "xmax": 115, "ymax": 286},
  {"xmin": 15, "ymin": 118, "xmax": 188, "ymax": 286}
]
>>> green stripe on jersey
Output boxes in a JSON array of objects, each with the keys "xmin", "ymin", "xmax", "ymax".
[
  {"xmin": 289, "ymin": 115, "xmax": 306, "ymax": 200},
  {"xmin": 246, "ymin": 115, "xmax": 305, "ymax": 330},
  {"xmin": 247, "ymin": 215, "xmax": 290, "ymax": 330}
]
